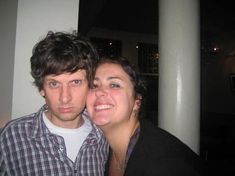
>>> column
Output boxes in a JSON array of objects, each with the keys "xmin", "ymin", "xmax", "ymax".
[{"xmin": 158, "ymin": 0, "xmax": 200, "ymax": 153}]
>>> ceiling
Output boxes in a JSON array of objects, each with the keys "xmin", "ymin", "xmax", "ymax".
[
  {"xmin": 201, "ymin": 0, "xmax": 235, "ymax": 35},
  {"xmin": 78, "ymin": 0, "xmax": 158, "ymax": 35},
  {"xmin": 78, "ymin": 0, "xmax": 235, "ymax": 37}
]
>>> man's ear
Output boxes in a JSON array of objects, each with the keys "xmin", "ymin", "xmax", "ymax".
[{"xmin": 39, "ymin": 90, "xmax": 45, "ymax": 97}]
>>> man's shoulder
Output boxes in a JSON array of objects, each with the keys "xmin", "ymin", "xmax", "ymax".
[
  {"xmin": 81, "ymin": 109, "xmax": 100, "ymax": 132},
  {"xmin": 0, "ymin": 113, "xmax": 36, "ymax": 138},
  {"xmin": 81, "ymin": 109, "xmax": 108, "ymax": 146}
]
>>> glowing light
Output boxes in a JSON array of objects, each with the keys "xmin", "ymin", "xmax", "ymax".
[{"xmin": 213, "ymin": 47, "xmax": 219, "ymax": 51}]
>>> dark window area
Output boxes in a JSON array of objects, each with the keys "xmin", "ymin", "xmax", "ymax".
[
  {"xmin": 91, "ymin": 37, "xmax": 122, "ymax": 57},
  {"xmin": 138, "ymin": 43, "xmax": 158, "ymax": 74}
]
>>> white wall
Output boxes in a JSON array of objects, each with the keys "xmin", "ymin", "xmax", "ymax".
[
  {"xmin": 0, "ymin": 0, "xmax": 18, "ymax": 127},
  {"xmin": 0, "ymin": 0, "xmax": 80, "ymax": 125}
]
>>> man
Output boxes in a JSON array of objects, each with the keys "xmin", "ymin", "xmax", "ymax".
[{"xmin": 0, "ymin": 31, "xmax": 108, "ymax": 176}]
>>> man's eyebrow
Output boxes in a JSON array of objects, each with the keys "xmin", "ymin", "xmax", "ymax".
[{"xmin": 44, "ymin": 78, "xmax": 56, "ymax": 81}]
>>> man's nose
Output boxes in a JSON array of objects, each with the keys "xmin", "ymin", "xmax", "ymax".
[{"xmin": 59, "ymin": 86, "xmax": 72, "ymax": 104}]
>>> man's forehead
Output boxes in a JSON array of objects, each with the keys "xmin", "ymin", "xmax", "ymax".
[{"xmin": 44, "ymin": 70, "xmax": 87, "ymax": 79}]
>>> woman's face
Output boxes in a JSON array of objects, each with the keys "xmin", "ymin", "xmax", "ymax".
[{"xmin": 86, "ymin": 63, "xmax": 140, "ymax": 127}]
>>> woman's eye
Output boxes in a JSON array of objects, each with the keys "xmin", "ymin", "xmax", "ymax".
[
  {"xmin": 90, "ymin": 84, "xmax": 98, "ymax": 89},
  {"xmin": 110, "ymin": 83, "xmax": 120, "ymax": 88}
]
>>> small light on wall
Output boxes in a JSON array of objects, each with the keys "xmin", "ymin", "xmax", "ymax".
[
  {"xmin": 213, "ymin": 47, "xmax": 219, "ymax": 51},
  {"xmin": 109, "ymin": 42, "xmax": 112, "ymax": 46},
  {"xmin": 135, "ymin": 45, "xmax": 138, "ymax": 49}
]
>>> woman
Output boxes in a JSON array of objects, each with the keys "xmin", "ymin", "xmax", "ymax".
[{"xmin": 86, "ymin": 56, "xmax": 206, "ymax": 176}]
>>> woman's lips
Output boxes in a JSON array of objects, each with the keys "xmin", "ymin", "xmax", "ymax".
[{"xmin": 94, "ymin": 104, "xmax": 113, "ymax": 111}]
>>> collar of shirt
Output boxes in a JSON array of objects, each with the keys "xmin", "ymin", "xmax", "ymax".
[
  {"xmin": 126, "ymin": 127, "xmax": 140, "ymax": 165},
  {"xmin": 28, "ymin": 104, "xmax": 105, "ymax": 146}
]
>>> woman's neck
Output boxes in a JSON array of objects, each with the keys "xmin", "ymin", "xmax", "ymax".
[
  {"xmin": 103, "ymin": 119, "xmax": 140, "ymax": 176},
  {"xmin": 104, "ymin": 119, "xmax": 139, "ymax": 152}
]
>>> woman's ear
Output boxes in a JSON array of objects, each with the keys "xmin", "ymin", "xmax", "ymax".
[{"xmin": 134, "ymin": 95, "xmax": 142, "ymax": 110}]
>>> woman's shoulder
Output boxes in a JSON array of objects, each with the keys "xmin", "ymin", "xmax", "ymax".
[
  {"xmin": 139, "ymin": 119, "xmax": 199, "ymax": 158},
  {"xmin": 131, "ymin": 119, "xmax": 207, "ymax": 175}
]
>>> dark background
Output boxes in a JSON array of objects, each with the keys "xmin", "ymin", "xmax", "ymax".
[
  {"xmin": 79, "ymin": 0, "xmax": 235, "ymax": 36},
  {"xmin": 78, "ymin": 1, "xmax": 235, "ymax": 175}
]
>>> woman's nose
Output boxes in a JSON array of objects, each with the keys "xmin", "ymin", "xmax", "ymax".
[{"xmin": 95, "ymin": 86, "xmax": 107, "ymax": 97}]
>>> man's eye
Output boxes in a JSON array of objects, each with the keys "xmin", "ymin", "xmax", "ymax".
[
  {"xmin": 72, "ymin": 80, "xmax": 82, "ymax": 85},
  {"xmin": 49, "ymin": 81, "xmax": 59, "ymax": 88}
]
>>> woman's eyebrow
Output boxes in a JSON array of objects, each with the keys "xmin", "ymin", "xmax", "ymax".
[
  {"xmin": 107, "ymin": 76, "xmax": 124, "ymax": 81},
  {"xmin": 94, "ymin": 75, "xmax": 124, "ymax": 82}
]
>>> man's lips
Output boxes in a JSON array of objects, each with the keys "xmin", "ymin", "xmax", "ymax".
[{"xmin": 58, "ymin": 107, "xmax": 73, "ymax": 113}]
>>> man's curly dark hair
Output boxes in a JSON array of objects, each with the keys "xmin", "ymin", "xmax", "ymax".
[{"xmin": 30, "ymin": 31, "xmax": 98, "ymax": 91}]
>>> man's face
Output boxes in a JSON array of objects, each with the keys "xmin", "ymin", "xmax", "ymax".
[{"xmin": 40, "ymin": 70, "xmax": 88, "ymax": 128}]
